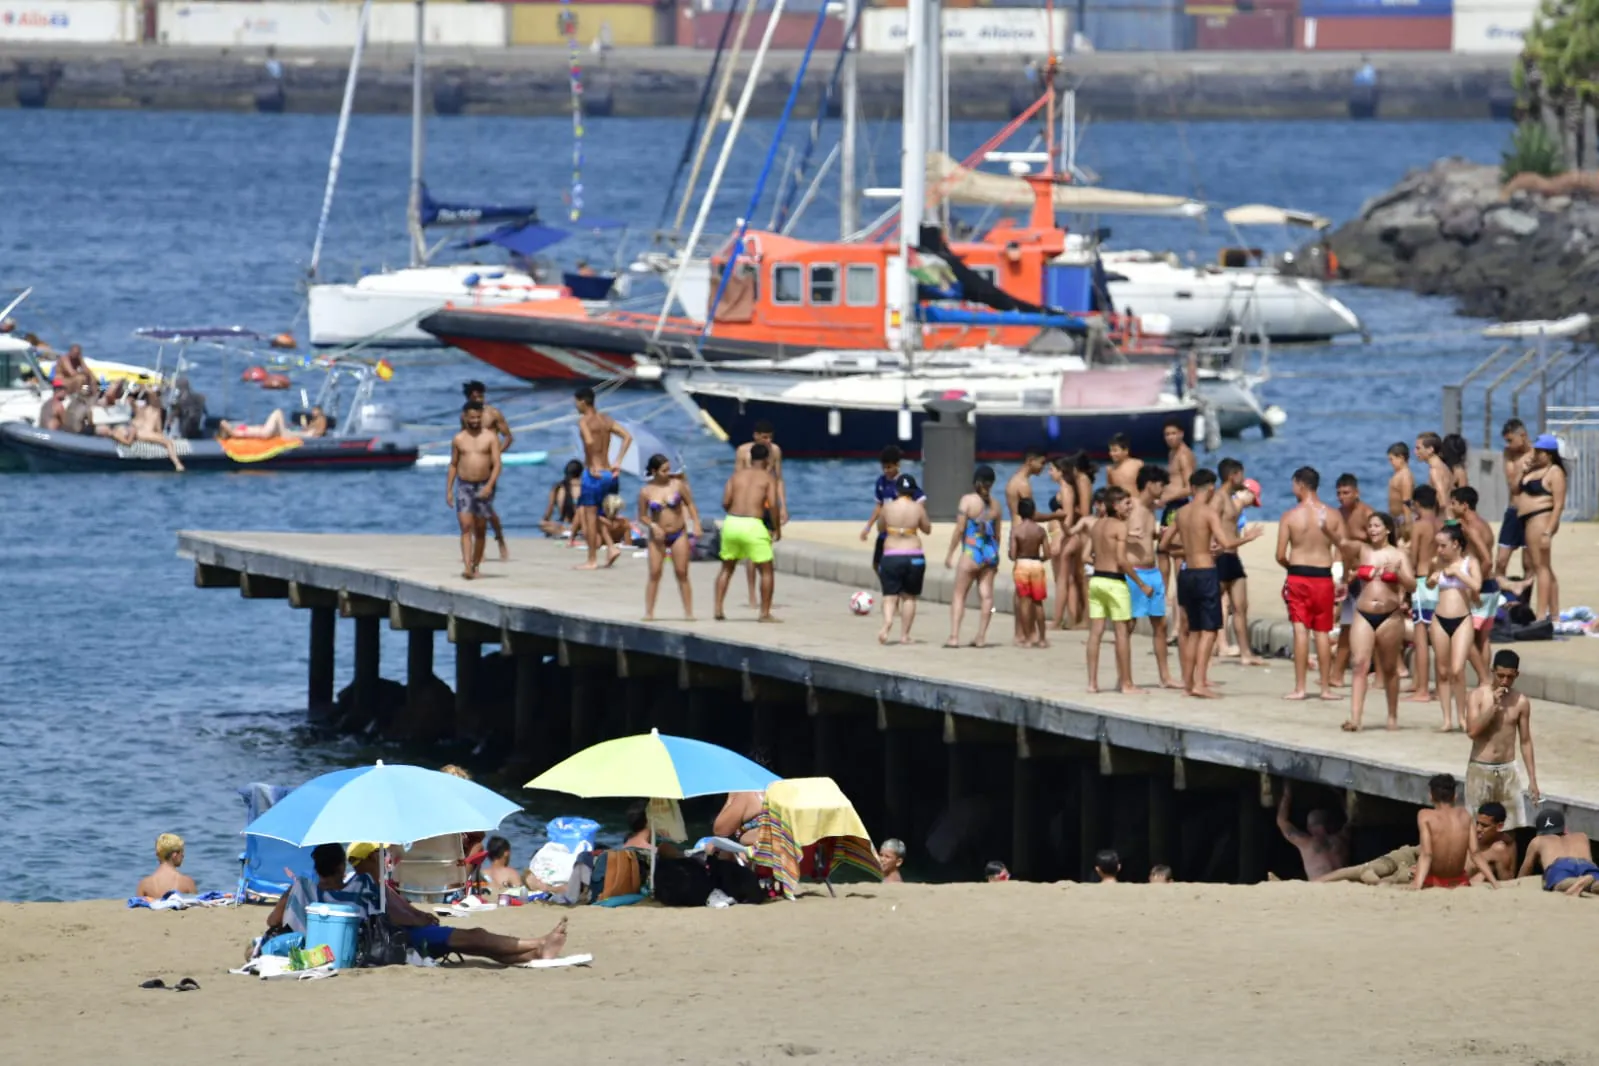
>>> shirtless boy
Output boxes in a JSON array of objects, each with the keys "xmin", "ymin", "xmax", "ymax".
[
  {"xmin": 1331, "ymin": 473, "xmax": 1376, "ymax": 685},
  {"xmin": 1164, "ymin": 470, "xmax": 1261, "ymax": 698},
  {"xmin": 575, "ymin": 386, "xmax": 633, "ymax": 570},
  {"xmin": 1386, "ymin": 442, "xmax": 1414, "ymax": 543},
  {"xmin": 1275, "ymin": 783, "xmax": 1350, "ymax": 880},
  {"xmin": 1010, "ymin": 498, "xmax": 1051, "ymax": 648},
  {"xmin": 1006, "ymin": 448, "xmax": 1050, "ymax": 641},
  {"xmin": 1473, "ymin": 803, "xmax": 1518, "ymax": 885},
  {"xmin": 1520, "ymin": 809, "xmax": 1599, "ymax": 895},
  {"xmin": 1159, "ymin": 419, "xmax": 1197, "ymax": 592},
  {"xmin": 1276, "ymin": 466, "xmax": 1345, "ymax": 701},
  {"xmin": 464, "ymin": 381, "xmax": 514, "ymax": 560},
  {"xmin": 1105, "ymin": 433, "xmax": 1143, "ymax": 496},
  {"xmin": 1086, "ymin": 487, "xmax": 1150, "ymax": 694},
  {"xmin": 1496, "ymin": 418, "xmax": 1534, "ymax": 580},
  {"xmin": 1406, "ymin": 485, "xmax": 1443, "ymax": 703},
  {"xmin": 736, "ymin": 422, "xmax": 787, "ymax": 608},
  {"xmin": 447, "ymin": 401, "xmax": 503, "ymax": 580},
  {"xmin": 715, "ymin": 442, "xmax": 781, "ymax": 622},
  {"xmin": 136, "ymin": 833, "xmax": 197, "ymax": 899},
  {"xmin": 1128, "ymin": 466, "xmax": 1176, "ymax": 688},
  {"xmin": 1414, "ymin": 773, "xmax": 1493, "ymax": 889},
  {"xmin": 1464, "ymin": 649, "xmax": 1539, "ymax": 829},
  {"xmin": 1214, "ymin": 459, "xmax": 1260, "ymax": 665}
]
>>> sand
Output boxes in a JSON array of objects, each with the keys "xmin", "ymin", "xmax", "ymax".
[{"xmin": 6, "ymin": 881, "xmax": 1599, "ymax": 1065}]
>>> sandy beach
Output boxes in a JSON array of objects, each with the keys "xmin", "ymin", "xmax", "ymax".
[{"xmin": 7, "ymin": 881, "xmax": 1599, "ymax": 1065}]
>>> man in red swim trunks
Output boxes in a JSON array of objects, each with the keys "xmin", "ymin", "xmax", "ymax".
[
  {"xmin": 1275, "ymin": 466, "xmax": 1346, "ymax": 702},
  {"xmin": 1414, "ymin": 773, "xmax": 1495, "ymax": 889}
]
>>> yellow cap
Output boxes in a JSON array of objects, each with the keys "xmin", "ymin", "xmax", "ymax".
[{"xmin": 347, "ymin": 842, "xmax": 383, "ymax": 864}]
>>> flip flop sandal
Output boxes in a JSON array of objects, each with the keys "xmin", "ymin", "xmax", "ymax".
[
  {"xmin": 174, "ymin": 977, "xmax": 201, "ymax": 991},
  {"xmin": 140, "ymin": 977, "xmax": 201, "ymax": 991}
]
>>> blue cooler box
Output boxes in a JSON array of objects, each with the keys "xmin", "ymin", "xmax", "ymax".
[{"xmin": 304, "ymin": 902, "xmax": 362, "ymax": 969}]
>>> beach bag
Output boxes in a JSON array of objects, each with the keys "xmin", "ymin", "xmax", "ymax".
[
  {"xmin": 355, "ymin": 915, "xmax": 409, "ymax": 968},
  {"xmin": 652, "ymin": 858, "xmax": 713, "ymax": 907},
  {"xmin": 708, "ymin": 858, "xmax": 764, "ymax": 905}
]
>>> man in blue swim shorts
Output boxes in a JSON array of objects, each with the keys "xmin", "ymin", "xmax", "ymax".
[
  {"xmin": 574, "ymin": 386, "xmax": 632, "ymax": 570},
  {"xmin": 1520, "ymin": 809, "xmax": 1599, "ymax": 896}
]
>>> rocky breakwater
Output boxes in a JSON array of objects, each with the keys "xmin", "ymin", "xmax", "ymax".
[{"xmin": 1329, "ymin": 158, "xmax": 1599, "ymax": 324}]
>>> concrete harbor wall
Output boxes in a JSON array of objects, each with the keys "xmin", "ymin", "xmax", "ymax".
[{"xmin": 1, "ymin": 45, "xmax": 1514, "ymax": 119}]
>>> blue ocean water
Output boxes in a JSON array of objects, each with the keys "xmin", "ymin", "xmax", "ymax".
[{"xmin": 0, "ymin": 109, "xmax": 1507, "ymax": 901}]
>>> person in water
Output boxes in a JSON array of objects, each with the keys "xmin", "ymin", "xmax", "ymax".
[
  {"xmin": 945, "ymin": 465, "xmax": 1002, "ymax": 648},
  {"xmin": 541, "ymin": 459, "xmax": 585, "ymax": 539},
  {"xmin": 875, "ymin": 473, "xmax": 931, "ymax": 645},
  {"xmin": 639, "ymin": 453, "xmax": 702, "ymax": 621}
]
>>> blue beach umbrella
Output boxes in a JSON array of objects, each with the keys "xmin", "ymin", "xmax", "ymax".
[{"xmin": 242, "ymin": 761, "xmax": 521, "ymax": 848}]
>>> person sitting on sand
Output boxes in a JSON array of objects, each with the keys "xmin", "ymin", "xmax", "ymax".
[
  {"xmin": 136, "ymin": 833, "xmax": 197, "ymax": 899},
  {"xmin": 1315, "ymin": 845, "xmax": 1421, "ymax": 886},
  {"xmin": 1275, "ymin": 782, "xmax": 1350, "ymax": 880},
  {"xmin": 1149, "ymin": 865, "xmax": 1173, "ymax": 884},
  {"xmin": 1474, "ymin": 802, "xmax": 1517, "ymax": 885},
  {"xmin": 218, "ymin": 406, "xmax": 327, "ymax": 440},
  {"xmin": 878, "ymin": 839, "xmax": 906, "ymax": 883},
  {"xmin": 1094, "ymin": 849, "xmax": 1120, "ymax": 883},
  {"xmin": 347, "ymin": 844, "xmax": 569, "ymax": 963},
  {"xmin": 1415, "ymin": 773, "xmax": 1495, "ymax": 889},
  {"xmin": 1519, "ymin": 808, "xmax": 1599, "ymax": 896},
  {"xmin": 482, "ymin": 836, "xmax": 525, "ymax": 897}
]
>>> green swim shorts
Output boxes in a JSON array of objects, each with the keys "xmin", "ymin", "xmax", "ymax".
[{"xmin": 720, "ymin": 514, "xmax": 773, "ymax": 565}]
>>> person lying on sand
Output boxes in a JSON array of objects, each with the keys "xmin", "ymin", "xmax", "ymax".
[
  {"xmin": 1519, "ymin": 809, "xmax": 1599, "ymax": 896},
  {"xmin": 136, "ymin": 833, "xmax": 197, "ymax": 899},
  {"xmin": 1315, "ymin": 845, "xmax": 1421, "ymax": 886},
  {"xmin": 482, "ymin": 836, "xmax": 525, "ymax": 897}
]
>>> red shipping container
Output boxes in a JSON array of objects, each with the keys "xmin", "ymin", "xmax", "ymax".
[
  {"xmin": 1195, "ymin": 10, "xmax": 1291, "ymax": 48},
  {"xmin": 677, "ymin": 7, "xmax": 845, "ymax": 49},
  {"xmin": 1294, "ymin": 14, "xmax": 1450, "ymax": 49}
]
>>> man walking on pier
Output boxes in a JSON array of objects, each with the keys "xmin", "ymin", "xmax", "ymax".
[
  {"xmin": 575, "ymin": 386, "xmax": 632, "ymax": 570},
  {"xmin": 464, "ymin": 380, "xmax": 514, "ymax": 560},
  {"xmin": 1276, "ymin": 466, "xmax": 1344, "ymax": 701},
  {"xmin": 715, "ymin": 442, "xmax": 781, "ymax": 622},
  {"xmin": 447, "ymin": 401, "xmax": 503, "ymax": 581}
]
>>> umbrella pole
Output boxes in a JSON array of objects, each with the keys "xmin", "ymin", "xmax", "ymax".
[{"xmin": 650, "ymin": 822, "xmax": 657, "ymax": 897}]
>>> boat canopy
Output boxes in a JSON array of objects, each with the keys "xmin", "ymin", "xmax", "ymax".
[
  {"xmin": 418, "ymin": 185, "xmax": 539, "ymax": 228},
  {"xmin": 1222, "ymin": 204, "xmax": 1331, "ymax": 230},
  {"xmin": 927, "ymin": 153, "xmax": 1206, "ymax": 218},
  {"xmin": 456, "ymin": 217, "xmax": 627, "ymax": 258}
]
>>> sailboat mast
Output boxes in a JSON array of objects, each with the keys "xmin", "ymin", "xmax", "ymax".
[
  {"xmin": 839, "ymin": 0, "xmax": 859, "ymax": 238},
  {"xmin": 898, "ymin": 0, "xmax": 933, "ymax": 359},
  {"xmin": 308, "ymin": 0, "xmax": 373, "ymax": 280},
  {"xmin": 406, "ymin": 0, "xmax": 426, "ymax": 268}
]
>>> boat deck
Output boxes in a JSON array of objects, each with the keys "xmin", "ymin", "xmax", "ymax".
[{"xmin": 178, "ymin": 530, "xmax": 1599, "ymax": 833}]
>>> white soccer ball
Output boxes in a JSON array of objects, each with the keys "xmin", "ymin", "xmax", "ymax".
[{"xmin": 849, "ymin": 590, "xmax": 875, "ymax": 615}]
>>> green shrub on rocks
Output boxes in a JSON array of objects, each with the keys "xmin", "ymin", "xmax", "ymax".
[{"xmin": 1501, "ymin": 121, "xmax": 1567, "ymax": 181}]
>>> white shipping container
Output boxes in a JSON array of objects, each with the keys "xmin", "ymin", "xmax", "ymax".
[
  {"xmin": 366, "ymin": 4, "xmax": 506, "ymax": 49},
  {"xmin": 861, "ymin": 8, "xmax": 1068, "ymax": 56},
  {"xmin": 157, "ymin": 2, "xmax": 363, "ymax": 47},
  {"xmin": 0, "ymin": 0, "xmax": 137, "ymax": 43},
  {"xmin": 1451, "ymin": 6, "xmax": 1536, "ymax": 52}
]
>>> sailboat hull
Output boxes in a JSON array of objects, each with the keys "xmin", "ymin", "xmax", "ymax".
[{"xmin": 688, "ymin": 390, "xmax": 1188, "ymax": 461}]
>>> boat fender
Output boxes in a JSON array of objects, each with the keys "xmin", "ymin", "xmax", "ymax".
[
  {"xmin": 270, "ymin": 333, "xmax": 297, "ymax": 350},
  {"xmin": 241, "ymin": 366, "xmax": 268, "ymax": 383},
  {"xmin": 463, "ymin": 273, "xmax": 482, "ymax": 288},
  {"xmin": 261, "ymin": 373, "xmax": 292, "ymax": 390}
]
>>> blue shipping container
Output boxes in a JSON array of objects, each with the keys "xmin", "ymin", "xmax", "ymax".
[
  {"xmin": 1299, "ymin": 0, "xmax": 1451, "ymax": 16},
  {"xmin": 1080, "ymin": 7, "xmax": 1189, "ymax": 50}
]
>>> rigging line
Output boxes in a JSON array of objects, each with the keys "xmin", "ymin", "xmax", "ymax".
[
  {"xmin": 771, "ymin": 1, "xmax": 865, "ymax": 233},
  {"xmin": 672, "ymin": 0, "xmax": 760, "ymax": 238},
  {"xmin": 656, "ymin": 0, "xmax": 741, "ymax": 234}
]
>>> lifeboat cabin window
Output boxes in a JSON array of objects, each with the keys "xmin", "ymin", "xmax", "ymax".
[
  {"xmin": 773, "ymin": 263, "xmax": 804, "ymax": 305},
  {"xmin": 845, "ymin": 263, "xmax": 878, "ymax": 306},
  {"xmin": 809, "ymin": 264, "xmax": 839, "ymax": 305},
  {"xmin": 968, "ymin": 265, "xmax": 997, "ymax": 286}
]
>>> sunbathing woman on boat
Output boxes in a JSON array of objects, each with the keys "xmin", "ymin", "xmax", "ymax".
[{"xmin": 219, "ymin": 406, "xmax": 328, "ymax": 440}]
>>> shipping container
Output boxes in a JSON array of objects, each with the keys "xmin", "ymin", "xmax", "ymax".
[
  {"xmin": 685, "ymin": 0, "xmax": 839, "ymax": 14},
  {"xmin": 1080, "ymin": 6, "xmax": 1189, "ymax": 50},
  {"xmin": 2, "ymin": 0, "xmax": 137, "ymax": 43},
  {"xmin": 678, "ymin": 7, "xmax": 844, "ymax": 48},
  {"xmin": 860, "ymin": 8, "xmax": 1067, "ymax": 54},
  {"xmin": 1195, "ymin": 9, "xmax": 1290, "ymax": 47},
  {"xmin": 511, "ymin": 2, "xmax": 658, "ymax": 45},
  {"xmin": 1451, "ymin": 5, "xmax": 1534, "ymax": 52},
  {"xmin": 1300, "ymin": 0, "xmax": 1450, "ymax": 16},
  {"xmin": 1295, "ymin": 13, "xmax": 1450, "ymax": 48}
]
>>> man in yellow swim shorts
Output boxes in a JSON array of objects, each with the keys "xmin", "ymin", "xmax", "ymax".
[
  {"xmin": 1085, "ymin": 486, "xmax": 1151, "ymax": 694},
  {"xmin": 714, "ymin": 442, "xmax": 782, "ymax": 622}
]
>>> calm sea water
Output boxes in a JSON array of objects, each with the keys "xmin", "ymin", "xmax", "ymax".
[{"xmin": 0, "ymin": 109, "xmax": 1508, "ymax": 901}]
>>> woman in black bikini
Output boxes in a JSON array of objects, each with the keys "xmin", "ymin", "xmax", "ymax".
[
  {"xmin": 1517, "ymin": 436, "xmax": 1567, "ymax": 621},
  {"xmin": 1341, "ymin": 512, "xmax": 1414, "ymax": 732},
  {"xmin": 639, "ymin": 453, "xmax": 702, "ymax": 621},
  {"xmin": 540, "ymin": 460, "xmax": 584, "ymax": 538},
  {"xmin": 1428, "ymin": 523, "xmax": 1481, "ymax": 733}
]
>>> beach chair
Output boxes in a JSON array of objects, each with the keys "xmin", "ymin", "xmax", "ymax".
[
  {"xmin": 237, "ymin": 783, "xmax": 315, "ymax": 904},
  {"xmin": 396, "ymin": 834, "xmax": 468, "ymax": 904}
]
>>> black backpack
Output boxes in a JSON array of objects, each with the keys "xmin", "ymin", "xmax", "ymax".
[
  {"xmin": 355, "ymin": 915, "xmax": 409, "ymax": 967},
  {"xmin": 651, "ymin": 857, "xmax": 713, "ymax": 907}
]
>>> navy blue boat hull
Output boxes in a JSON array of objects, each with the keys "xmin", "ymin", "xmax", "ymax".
[{"xmin": 689, "ymin": 393, "xmax": 1190, "ymax": 460}]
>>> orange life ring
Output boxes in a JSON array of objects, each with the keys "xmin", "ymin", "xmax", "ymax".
[{"xmin": 261, "ymin": 373, "xmax": 292, "ymax": 390}]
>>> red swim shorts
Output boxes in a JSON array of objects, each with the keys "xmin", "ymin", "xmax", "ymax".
[
  {"xmin": 1014, "ymin": 561, "xmax": 1048, "ymax": 603},
  {"xmin": 1283, "ymin": 574, "xmax": 1335, "ymax": 633}
]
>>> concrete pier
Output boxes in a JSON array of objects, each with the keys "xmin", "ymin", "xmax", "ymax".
[{"xmin": 178, "ymin": 530, "xmax": 1599, "ymax": 881}]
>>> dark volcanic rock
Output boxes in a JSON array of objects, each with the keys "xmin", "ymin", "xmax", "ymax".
[{"xmin": 1329, "ymin": 158, "xmax": 1599, "ymax": 325}]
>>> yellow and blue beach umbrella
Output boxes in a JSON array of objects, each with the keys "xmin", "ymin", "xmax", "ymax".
[{"xmin": 525, "ymin": 729, "xmax": 778, "ymax": 799}]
